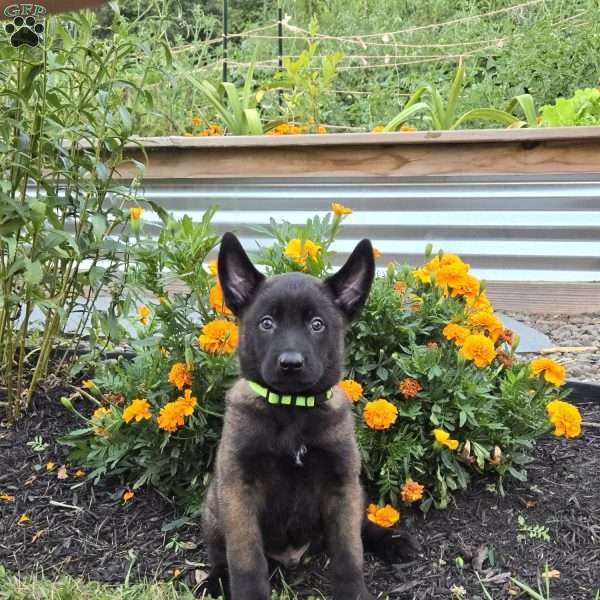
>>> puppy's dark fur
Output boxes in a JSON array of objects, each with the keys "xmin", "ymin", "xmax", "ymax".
[{"xmin": 200, "ymin": 233, "xmax": 417, "ymax": 600}]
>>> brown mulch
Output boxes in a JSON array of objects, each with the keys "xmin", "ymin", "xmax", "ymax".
[{"xmin": 0, "ymin": 385, "xmax": 599, "ymax": 600}]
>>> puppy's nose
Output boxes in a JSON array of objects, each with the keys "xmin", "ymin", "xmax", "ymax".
[{"xmin": 278, "ymin": 352, "xmax": 305, "ymax": 372}]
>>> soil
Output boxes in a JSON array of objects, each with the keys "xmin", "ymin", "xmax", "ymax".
[{"xmin": 1, "ymin": 380, "xmax": 599, "ymax": 600}]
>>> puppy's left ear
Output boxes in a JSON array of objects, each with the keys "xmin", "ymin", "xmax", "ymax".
[
  {"xmin": 324, "ymin": 239, "xmax": 375, "ymax": 320},
  {"xmin": 218, "ymin": 232, "xmax": 265, "ymax": 316}
]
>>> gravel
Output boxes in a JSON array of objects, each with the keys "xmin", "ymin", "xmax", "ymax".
[{"xmin": 508, "ymin": 312, "xmax": 600, "ymax": 384}]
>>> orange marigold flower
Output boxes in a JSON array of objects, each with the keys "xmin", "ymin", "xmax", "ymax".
[
  {"xmin": 530, "ymin": 358, "xmax": 565, "ymax": 387},
  {"xmin": 400, "ymin": 479, "xmax": 424, "ymax": 503},
  {"xmin": 198, "ymin": 319, "xmax": 238, "ymax": 354},
  {"xmin": 284, "ymin": 238, "xmax": 321, "ymax": 266},
  {"xmin": 546, "ymin": 400, "xmax": 581, "ymax": 438},
  {"xmin": 449, "ymin": 274, "xmax": 480, "ymax": 300},
  {"xmin": 460, "ymin": 334, "xmax": 496, "ymax": 368},
  {"xmin": 123, "ymin": 490, "xmax": 135, "ymax": 503},
  {"xmin": 398, "ymin": 377, "xmax": 422, "ymax": 399},
  {"xmin": 137, "ymin": 305, "xmax": 151, "ymax": 326},
  {"xmin": 316, "ymin": 126, "xmax": 327, "ymax": 134},
  {"xmin": 372, "ymin": 247, "xmax": 382, "ymax": 258},
  {"xmin": 207, "ymin": 259, "xmax": 218, "ymax": 276},
  {"xmin": 168, "ymin": 362, "xmax": 193, "ymax": 390},
  {"xmin": 191, "ymin": 116, "xmax": 202, "ymax": 126},
  {"xmin": 433, "ymin": 428, "xmax": 459, "ymax": 450},
  {"xmin": 467, "ymin": 311, "xmax": 503, "ymax": 342},
  {"xmin": 501, "ymin": 328, "xmax": 514, "ymax": 345},
  {"xmin": 394, "ymin": 281, "xmax": 407, "ymax": 294},
  {"xmin": 363, "ymin": 399, "xmax": 398, "ymax": 430},
  {"xmin": 442, "ymin": 323, "xmax": 470, "ymax": 347},
  {"xmin": 496, "ymin": 350, "xmax": 513, "ymax": 368},
  {"xmin": 466, "ymin": 291, "xmax": 493, "ymax": 313},
  {"xmin": 177, "ymin": 388, "xmax": 197, "ymax": 416},
  {"xmin": 157, "ymin": 400, "xmax": 186, "ymax": 433},
  {"xmin": 435, "ymin": 262, "xmax": 469, "ymax": 291},
  {"xmin": 367, "ymin": 504, "xmax": 400, "ymax": 528},
  {"xmin": 130, "ymin": 207, "xmax": 143, "ymax": 220},
  {"xmin": 93, "ymin": 407, "xmax": 111, "ymax": 419},
  {"xmin": 82, "ymin": 379, "xmax": 95, "ymax": 390},
  {"xmin": 331, "ymin": 202, "xmax": 352, "ymax": 217},
  {"xmin": 209, "ymin": 282, "xmax": 233, "ymax": 316},
  {"xmin": 339, "ymin": 379, "xmax": 363, "ymax": 403},
  {"xmin": 399, "ymin": 125, "xmax": 417, "ymax": 132},
  {"xmin": 122, "ymin": 398, "xmax": 152, "ymax": 424}
]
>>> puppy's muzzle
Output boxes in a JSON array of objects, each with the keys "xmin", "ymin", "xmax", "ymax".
[{"xmin": 278, "ymin": 352, "xmax": 305, "ymax": 372}]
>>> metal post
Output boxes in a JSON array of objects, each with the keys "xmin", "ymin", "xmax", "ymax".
[
  {"xmin": 277, "ymin": 3, "xmax": 283, "ymax": 106},
  {"xmin": 222, "ymin": 0, "xmax": 228, "ymax": 82}
]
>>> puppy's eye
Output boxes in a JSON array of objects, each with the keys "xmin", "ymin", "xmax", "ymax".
[
  {"xmin": 259, "ymin": 316, "xmax": 274, "ymax": 331},
  {"xmin": 310, "ymin": 317, "xmax": 325, "ymax": 332}
]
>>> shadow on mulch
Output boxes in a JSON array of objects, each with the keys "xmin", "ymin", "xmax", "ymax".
[{"xmin": 0, "ymin": 384, "xmax": 599, "ymax": 600}]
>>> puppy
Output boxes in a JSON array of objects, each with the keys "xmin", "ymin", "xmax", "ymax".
[{"xmin": 200, "ymin": 233, "xmax": 416, "ymax": 600}]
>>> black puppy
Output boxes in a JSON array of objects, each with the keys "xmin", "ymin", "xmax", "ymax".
[{"xmin": 200, "ymin": 233, "xmax": 416, "ymax": 600}]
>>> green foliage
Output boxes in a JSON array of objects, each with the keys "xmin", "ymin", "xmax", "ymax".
[
  {"xmin": 385, "ymin": 62, "xmax": 519, "ymax": 131},
  {"xmin": 516, "ymin": 514, "xmax": 551, "ymax": 542},
  {"xmin": 540, "ymin": 88, "xmax": 600, "ymax": 127},
  {"xmin": 0, "ymin": 8, "xmax": 151, "ymax": 421}
]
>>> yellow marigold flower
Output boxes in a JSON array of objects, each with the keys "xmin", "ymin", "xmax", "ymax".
[
  {"xmin": 177, "ymin": 389, "xmax": 197, "ymax": 416},
  {"xmin": 316, "ymin": 126, "xmax": 327, "ymax": 134},
  {"xmin": 398, "ymin": 377, "xmax": 422, "ymax": 399},
  {"xmin": 198, "ymin": 319, "xmax": 239, "ymax": 354},
  {"xmin": 93, "ymin": 407, "xmax": 111, "ymax": 419},
  {"xmin": 399, "ymin": 125, "xmax": 417, "ymax": 132},
  {"xmin": 413, "ymin": 267, "xmax": 431, "ymax": 284},
  {"xmin": 547, "ymin": 400, "xmax": 581, "ymax": 438},
  {"xmin": 530, "ymin": 358, "xmax": 565, "ymax": 387},
  {"xmin": 331, "ymin": 202, "xmax": 352, "ymax": 217},
  {"xmin": 122, "ymin": 398, "xmax": 152, "ymax": 424},
  {"xmin": 123, "ymin": 490, "xmax": 135, "ymax": 503},
  {"xmin": 467, "ymin": 311, "xmax": 503, "ymax": 342},
  {"xmin": 191, "ymin": 116, "xmax": 202, "ymax": 126},
  {"xmin": 0, "ymin": 494, "xmax": 16, "ymax": 502},
  {"xmin": 394, "ymin": 281, "xmax": 407, "ymax": 294},
  {"xmin": 435, "ymin": 262, "xmax": 469, "ymax": 291},
  {"xmin": 138, "ymin": 305, "xmax": 151, "ymax": 326},
  {"xmin": 173, "ymin": 568, "xmax": 182, "ymax": 578},
  {"xmin": 46, "ymin": 462, "xmax": 55, "ymax": 471},
  {"xmin": 449, "ymin": 274, "xmax": 480, "ymax": 300},
  {"xmin": 18, "ymin": 514, "xmax": 30, "ymax": 524},
  {"xmin": 363, "ymin": 399, "xmax": 398, "ymax": 430},
  {"xmin": 467, "ymin": 292, "xmax": 493, "ymax": 313},
  {"xmin": 168, "ymin": 362, "xmax": 193, "ymax": 391},
  {"xmin": 400, "ymin": 479, "xmax": 424, "ymax": 503},
  {"xmin": 433, "ymin": 428, "xmax": 459, "ymax": 450},
  {"xmin": 339, "ymin": 379, "xmax": 363, "ymax": 403},
  {"xmin": 209, "ymin": 282, "xmax": 233, "ymax": 316},
  {"xmin": 82, "ymin": 379, "xmax": 95, "ymax": 390},
  {"xmin": 460, "ymin": 334, "xmax": 496, "ymax": 368},
  {"xmin": 130, "ymin": 207, "xmax": 143, "ymax": 220},
  {"xmin": 75, "ymin": 469, "xmax": 86, "ymax": 478},
  {"xmin": 367, "ymin": 504, "xmax": 400, "ymax": 528},
  {"xmin": 157, "ymin": 400, "xmax": 186, "ymax": 433},
  {"xmin": 370, "ymin": 126, "xmax": 386, "ymax": 133},
  {"xmin": 284, "ymin": 238, "xmax": 321, "ymax": 266},
  {"xmin": 443, "ymin": 323, "xmax": 470, "ymax": 347},
  {"xmin": 372, "ymin": 247, "xmax": 382, "ymax": 258},
  {"xmin": 207, "ymin": 259, "xmax": 218, "ymax": 276}
]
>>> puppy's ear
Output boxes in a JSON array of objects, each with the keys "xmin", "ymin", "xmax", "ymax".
[
  {"xmin": 217, "ymin": 232, "xmax": 265, "ymax": 316},
  {"xmin": 324, "ymin": 238, "xmax": 375, "ymax": 320}
]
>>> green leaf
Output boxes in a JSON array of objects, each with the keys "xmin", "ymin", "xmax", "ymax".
[{"xmin": 24, "ymin": 260, "xmax": 43, "ymax": 286}]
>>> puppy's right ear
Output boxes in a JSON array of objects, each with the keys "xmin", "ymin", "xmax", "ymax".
[{"xmin": 217, "ymin": 232, "xmax": 265, "ymax": 316}]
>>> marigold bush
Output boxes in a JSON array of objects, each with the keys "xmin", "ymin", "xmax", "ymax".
[{"xmin": 62, "ymin": 204, "xmax": 580, "ymax": 512}]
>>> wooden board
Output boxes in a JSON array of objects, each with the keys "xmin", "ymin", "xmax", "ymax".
[{"xmin": 116, "ymin": 128, "xmax": 600, "ymax": 179}]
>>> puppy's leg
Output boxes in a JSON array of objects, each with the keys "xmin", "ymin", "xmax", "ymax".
[
  {"xmin": 221, "ymin": 481, "xmax": 270, "ymax": 600},
  {"xmin": 362, "ymin": 519, "xmax": 421, "ymax": 564},
  {"xmin": 322, "ymin": 481, "xmax": 374, "ymax": 600}
]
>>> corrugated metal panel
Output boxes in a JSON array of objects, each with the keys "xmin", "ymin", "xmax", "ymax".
[{"xmin": 140, "ymin": 175, "xmax": 600, "ymax": 282}]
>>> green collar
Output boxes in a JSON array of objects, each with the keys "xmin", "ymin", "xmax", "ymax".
[{"xmin": 248, "ymin": 381, "xmax": 333, "ymax": 408}]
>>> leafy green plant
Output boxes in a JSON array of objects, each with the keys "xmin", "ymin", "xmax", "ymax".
[
  {"xmin": 540, "ymin": 88, "xmax": 600, "ymax": 127},
  {"xmin": 385, "ymin": 62, "xmax": 519, "ymax": 131},
  {"xmin": 516, "ymin": 514, "xmax": 551, "ymax": 542},
  {"xmin": 0, "ymin": 8, "xmax": 155, "ymax": 421}
]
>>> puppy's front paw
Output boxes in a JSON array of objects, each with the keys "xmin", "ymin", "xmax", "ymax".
[{"xmin": 380, "ymin": 529, "xmax": 421, "ymax": 563}]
